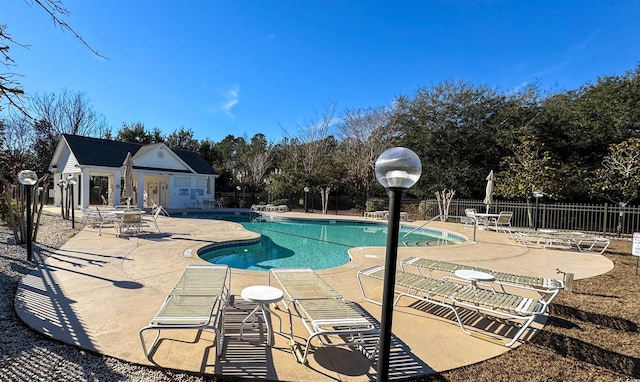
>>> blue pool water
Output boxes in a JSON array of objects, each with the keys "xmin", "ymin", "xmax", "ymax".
[{"xmin": 186, "ymin": 211, "xmax": 464, "ymax": 271}]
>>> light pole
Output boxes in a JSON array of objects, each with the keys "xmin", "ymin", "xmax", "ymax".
[
  {"xmin": 236, "ymin": 185, "xmax": 241, "ymax": 208},
  {"xmin": 18, "ymin": 170, "xmax": 38, "ymax": 262},
  {"xmin": 533, "ymin": 190, "xmax": 544, "ymax": 230},
  {"xmin": 374, "ymin": 147, "xmax": 422, "ymax": 382},
  {"xmin": 67, "ymin": 175, "xmax": 78, "ymax": 229},
  {"xmin": 304, "ymin": 187, "xmax": 309, "ymax": 213}
]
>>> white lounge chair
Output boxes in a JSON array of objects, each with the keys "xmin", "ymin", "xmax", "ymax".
[
  {"xmin": 139, "ymin": 264, "xmax": 231, "ymax": 361},
  {"xmin": 145, "ymin": 205, "xmax": 166, "ymax": 233},
  {"xmin": 268, "ymin": 268, "xmax": 378, "ymax": 364},
  {"xmin": 400, "ymin": 256, "xmax": 564, "ymax": 304},
  {"xmin": 357, "ymin": 265, "xmax": 547, "ymax": 347}
]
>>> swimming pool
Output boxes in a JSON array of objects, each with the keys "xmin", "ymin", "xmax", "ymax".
[{"xmin": 187, "ymin": 211, "xmax": 465, "ymax": 271}]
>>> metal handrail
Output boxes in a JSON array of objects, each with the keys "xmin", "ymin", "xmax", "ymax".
[{"xmin": 402, "ymin": 215, "xmax": 442, "ymax": 246}]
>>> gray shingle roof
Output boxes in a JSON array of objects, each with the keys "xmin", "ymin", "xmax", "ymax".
[{"xmin": 62, "ymin": 134, "xmax": 218, "ymax": 175}]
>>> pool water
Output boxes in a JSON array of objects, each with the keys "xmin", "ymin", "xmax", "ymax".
[{"xmin": 189, "ymin": 212, "xmax": 461, "ymax": 271}]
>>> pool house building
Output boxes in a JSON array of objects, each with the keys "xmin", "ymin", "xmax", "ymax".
[{"xmin": 49, "ymin": 134, "xmax": 219, "ymax": 210}]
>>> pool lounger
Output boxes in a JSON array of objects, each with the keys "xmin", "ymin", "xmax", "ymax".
[
  {"xmin": 400, "ymin": 256, "xmax": 564, "ymax": 304},
  {"xmin": 268, "ymin": 268, "xmax": 378, "ymax": 364},
  {"xmin": 357, "ymin": 265, "xmax": 547, "ymax": 347},
  {"xmin": 139, "ymin": 264, "xmax": 231, "ymax": 361}
]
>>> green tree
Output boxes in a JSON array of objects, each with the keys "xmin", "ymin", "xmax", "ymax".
[
  {"xmin": 592, "ymin": 138, "xmax": 640, "ymax": 236},
  {"xmin": 394, "ymin": 80, "xmax": 507, "ymax": 198},
  {"xmin": 116, "ymin": 122, "xmax": 164, "ymax": 144},
  {"xmin": 165, "ymin": 127, "xmax": 199, "ymax": 151},
  {"xmin": 496, "ymin": 136, "xmax": 563, "ymax": 227}
]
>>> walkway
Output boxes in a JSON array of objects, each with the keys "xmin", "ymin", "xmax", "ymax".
[{"xmin": 15, "ymin": 211, "xmax": 613, "ymax": 381}]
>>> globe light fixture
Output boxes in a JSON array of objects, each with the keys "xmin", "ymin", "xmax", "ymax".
[
  {"xmin": 374, "ymin": 147, "xmax": 421, "ymax": 382},
  {"xmin": 18, "ymin": 170, "xmax": 38, "ymax": 262}
]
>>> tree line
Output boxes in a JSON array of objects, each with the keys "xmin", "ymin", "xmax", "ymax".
[{"xmin": 2, "ymin": 65, "xmax": 640, "ymax": 212}]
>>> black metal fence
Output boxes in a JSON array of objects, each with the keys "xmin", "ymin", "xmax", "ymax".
[
  {"xmin": 218, "ymin": 191, "xmax": 640, "ymax": 237},
  {"xmin": 417, "ymin": 198, "xmax": 640, "ymax": 238}
]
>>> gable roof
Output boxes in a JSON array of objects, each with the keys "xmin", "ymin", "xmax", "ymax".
[{"xmin": 57, "ymin": 134, "xmax": 218, "ymax": 175}]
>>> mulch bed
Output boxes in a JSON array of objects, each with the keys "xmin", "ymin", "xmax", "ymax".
[{"xmin": 420, "ymin": 240, "xmax": 640, "ymax": 381}]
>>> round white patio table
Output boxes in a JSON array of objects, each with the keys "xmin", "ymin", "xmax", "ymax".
[
  {"xmin": 454, "ymin": 269, "xmax": 496, "ymax": 289},
  {"xmin": 240, "ymin": 285, "xmax": 284, "ymax": 346}
]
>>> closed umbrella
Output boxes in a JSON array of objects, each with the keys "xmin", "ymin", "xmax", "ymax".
[
  {"xmin": 123, "ymin": 152, "xmax": 134, "ymax": 204},
  {"xmin": 483, "ymin": 170, "xmax": 495, "ymax": 213},
  {"xmin": 206, "ymin": 176, "xmax": 211, "ymax": 195}
]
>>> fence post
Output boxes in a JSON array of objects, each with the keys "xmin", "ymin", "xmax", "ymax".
[
  {"xmin": 603, "ymin": 203, "xmax": 608, "ymax": 236},
  {"xmin": 564, "ymin": 273, "xmax": 574, "ymax": 293}
]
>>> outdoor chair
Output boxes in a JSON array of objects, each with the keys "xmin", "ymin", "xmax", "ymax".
[
  {"xmin": 81, "ymin": 208, "xmax": 104, "ymax": 234},
  {"xmin": 400, "ymin": 256, "xmax": 564, "ymax": 304},
  {"xmin": 540, "ymin": 232, "xmax": 610, "ymax": 254},
  {"xmin": 144, "ymin": 205, "xmax": 165, "ymax": 233},
  {"xmin": 268, "ymin": 268, "xmax": 378, "ymax": 364},
  {"xmin": 117, "ymin": 209, "xmax": 144, "ymax": 236},
  {"xmin": 488, "ymin": 211, "xmax": 513, "ymax": 236},
  {"xmin": 463, "ymin": 208, "xmax": 477, "ymax": 229},
  {"xmin": 357, "ymin": 265, "xmax": 547, "ymax": 347},
  {"xmin": 139, "ymin": 264, "xmax": 231, "ymax": 361},
  {"xmin": 574, "ymin": 236, "xmax": 610, "ymax": 254}
]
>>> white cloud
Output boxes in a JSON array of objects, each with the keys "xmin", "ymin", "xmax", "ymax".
[{"xmin": 209, "ymin": 85, "xmax": 239, "ymax": 118}]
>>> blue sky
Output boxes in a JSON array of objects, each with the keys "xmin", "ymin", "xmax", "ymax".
[{"xmin": 3, "ymin": 1, "xmax": 639, "ymax": 143}]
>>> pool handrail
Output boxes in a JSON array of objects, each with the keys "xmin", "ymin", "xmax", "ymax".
[{"xmin": 402, "ymin": 215, "xmax": 443, "ymax": 246}]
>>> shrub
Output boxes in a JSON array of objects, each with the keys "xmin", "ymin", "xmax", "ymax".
[
  {"xmin": 272, "ymin": 198, "xmax": 289, "ymax": 207},
  {"xmin": 365, "ymin": 198, "xmax": 386, "ymax": 212}
]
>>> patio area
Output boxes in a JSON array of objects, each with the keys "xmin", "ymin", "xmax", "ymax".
[{"xmin": 14, "ymin": 211, "xmax": 614, "ymax": 381}]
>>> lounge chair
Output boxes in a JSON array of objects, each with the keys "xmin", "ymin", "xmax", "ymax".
[
  {"xmin": 139, "ymin": 264, "xmax": 231, "ymax": 361},
  {"xmin": 268, "ymin": 268, "xmax": 378, "ymax": 364},
  {"xmin": 357, "ymin": 265, "xmax": 547, "ymax": 347},
  {"xmin": 146, "ymin": 205, "xmax": 169, "ymax": 233},
  {"xmin": 400, "ymin": 257, "xmax": 564, "ymax": 304},
  {"xmin": 81, "ymin": 208, "xmax": 104, "ymax": 234},
  {"xmin": 573, "ymin": 236, "xmax": 611, "ymax": 254}
]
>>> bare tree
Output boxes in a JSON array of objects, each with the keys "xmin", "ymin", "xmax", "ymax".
[
  {"xmin": 1, "ymin": 1, "xmax": 105, "ymax": 114},
  {"xmin": 286, "ymin": 102, "xmax": 338, "ymax": 214},
  {"xmin": 337, "ymin": 106, "xmax": 397, "ymax": 203},
  {"xmin": 295, "ymin": 102, "xmax": 337, "ymax": 178},
  {"xmin": 0, "ymin": 25, "xmax": 26, "ymax": 114},
  {"xmin": 0, "ymin": 114, "xmax": 37, "ymax": 178},
  {"xmin": 30, "ymin": 90, "xmax": 107, "ymax": 137}
]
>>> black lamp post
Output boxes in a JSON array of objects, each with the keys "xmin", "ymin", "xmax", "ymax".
[
  {"xmin": 304, "ymin": 187, "xmax": 309, "ymax": 213},
  {"xmin": 18, "ymin": 170, "xmax": 38, "ymax": 262},
  {"xmin": 235, "ymin": 185, "xmax": 241, "ymax": 208},
  {"xmin": 67, "ymin": 175, "xmax": 78, "ymax": 229},
  {"xmin": 533, "ymin": 190, "xmax": 544, "ymax": 230},
  {"xmin": 374, "ymin": 147, "xmax": 422, "ymax": 382},
  {"xmin": 57, "ymin": 179, "xmax": 67, "ymax": 218}
]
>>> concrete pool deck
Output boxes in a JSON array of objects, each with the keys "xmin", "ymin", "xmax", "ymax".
[{"xmin": 15, "ymin": 210, "xmax": 614, "ymax": 381}]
